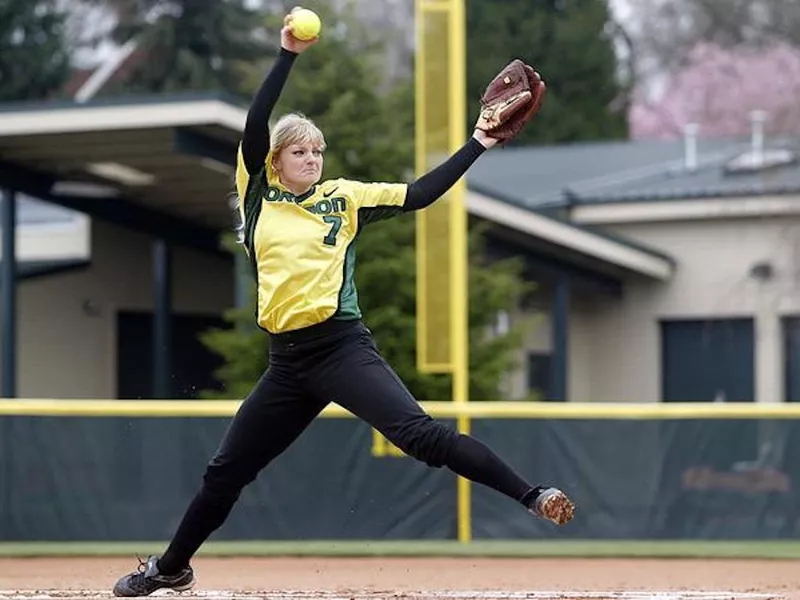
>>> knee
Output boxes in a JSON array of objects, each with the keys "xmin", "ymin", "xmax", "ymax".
[
  {"xmin": 201, "ymin": 456, "xmax": 258, "ymax": 501},
  {"xmin": 389, "ymin": 416, "xmax": 459, "ymax": 467}
]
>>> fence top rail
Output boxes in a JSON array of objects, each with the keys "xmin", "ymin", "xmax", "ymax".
[{"xmin": 1, "ymin": 399, "xmax": 800, "ymax": 419}]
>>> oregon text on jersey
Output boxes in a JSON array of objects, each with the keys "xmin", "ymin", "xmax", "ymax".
[{"xmin": 235, "ymin": 145, "xmax": 407, "ymax": 333}]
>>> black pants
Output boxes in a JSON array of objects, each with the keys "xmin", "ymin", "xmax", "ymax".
[{"xmin": 158, "ymin": 319, "xmax": 539, "ymax": 573}]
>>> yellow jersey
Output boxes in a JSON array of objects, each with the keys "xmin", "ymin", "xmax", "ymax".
[{"xmin": 235, "ymin": 145, "xmax": 408, "ymax": 334}]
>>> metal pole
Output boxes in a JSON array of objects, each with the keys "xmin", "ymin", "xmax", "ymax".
[
  {"xmin": 234, "ymin": 251, "xmax": 250, "ymax": 320},
  {"xmin": 550, "ymin": 277, "xmax": 569, "ymax": 401},
  {"xmin": 1, "ymin": 188, "xmax": 17, "ymax": 398},
  {"xmin": 0, "ymin": 186, "xmax": 14, "ymax": 540},
  {"xmin": 153, "ymin": 239, "xmax": 172, "ymax": 398}
]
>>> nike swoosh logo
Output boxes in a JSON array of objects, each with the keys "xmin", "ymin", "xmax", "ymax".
[{"xmin": 323, "ymin": 186, "xmax": 339, "ymax": 197}]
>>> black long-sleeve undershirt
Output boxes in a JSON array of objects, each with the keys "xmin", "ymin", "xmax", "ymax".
[
  {"xmin": 240, "ymin": 46, "xmax": 488, "ymax": 210},
  {"xmin": 241, "ymin": 48, "xmax": 298, "ymax": 176},
  {"xmin": 402, "ymin": 137, "xmax": 487, "ymax": 212}
]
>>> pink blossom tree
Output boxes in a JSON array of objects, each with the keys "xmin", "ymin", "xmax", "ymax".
[{"xmin": 629, "ymin": 41, "xmax": 800, "ymax": 139}]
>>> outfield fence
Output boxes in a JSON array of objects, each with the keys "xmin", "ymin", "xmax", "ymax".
[{"xmin": 1, "ymin": 400, "xmax": 799, "ymax": 542}]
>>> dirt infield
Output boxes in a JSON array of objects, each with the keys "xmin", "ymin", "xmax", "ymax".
[{"xmin": 0, "ymin": 557, "xmax": 795, "ymax": 600}]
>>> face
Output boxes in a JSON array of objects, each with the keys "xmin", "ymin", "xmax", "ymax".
[{"xmin": 273, "ymin": 142, "xmax": 324, "ymax": 194}]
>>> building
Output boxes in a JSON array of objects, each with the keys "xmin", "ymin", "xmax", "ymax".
[
  {"xmin": 468, "ymin": 124, "xmax": 800, "ymax": 404},
  {"xmin": 0, "ymin": 95, "xmax": 797, "ymax": 403},
  {"xmin": 0, "ymin": 95, "xmax": 239, "ymax": 400}
]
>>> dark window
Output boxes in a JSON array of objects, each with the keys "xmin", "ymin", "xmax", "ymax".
[
  {"xmin": 661, "ymin": 318, "xmax": 754, "ymax": 402},
  {"xmin": 527, "ymin": 352, "xmax": 552, "ymax": 398}
]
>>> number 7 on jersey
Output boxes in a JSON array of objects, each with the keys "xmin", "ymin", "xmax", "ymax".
[{"xmin": 322, "ymin": 215, "xmax": 342, "ymax": 246}]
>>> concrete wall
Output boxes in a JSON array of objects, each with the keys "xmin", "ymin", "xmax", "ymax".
[
  {"xmin": 13, "ymin": 202, "xmax": 797, "ymax": 403},
  {"xmin": 570, "ymin": 216, "xmax": 800, "ymax": 403},
  {"xmin": 9, "ymin": 219, "xmax": 234, "ymax": 398},
  {"xmin": 503, "ymin": 296, "xmax": 551, "ymax": 400},
  {"xmin": 502, "ymin": 285, "xmax": 628, "ymax": 403}
]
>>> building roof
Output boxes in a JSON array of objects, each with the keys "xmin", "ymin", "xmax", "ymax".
[
  {"xmin": 0, "ymin": 92, "xmax": 674, "ymax": 280},
  {"xmin": 0, "ymin": 92, "xmax": 247, "ymax": 255},
  {"xmin": 468, "ymin": 192, "xmax": 674, "ymax": 281},
  {"xmin": 18, "ymin": 258, "xmax": 90, "ymax": 280},
  {"xmin": 466, "ymin": 135, "xmax": 800, "ymax": 208}
]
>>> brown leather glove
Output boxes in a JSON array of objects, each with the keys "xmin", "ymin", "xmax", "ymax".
[{"xmin": 475, "ymin": 59, "xmax": 546, "ymax": 143}]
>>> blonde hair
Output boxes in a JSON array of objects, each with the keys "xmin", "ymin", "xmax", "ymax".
[
  {"xmin": 231, "ymin": 113, "xmax": 326, "ymax": 246},
  {"xmin": 270, "ymin": 112, "xmax": 326, "ymax": 155}
]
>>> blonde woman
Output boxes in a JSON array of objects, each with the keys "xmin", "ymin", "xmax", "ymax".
[{"xmin": 112, "ymin": 10, "xmax": 573, "ymax": 597}]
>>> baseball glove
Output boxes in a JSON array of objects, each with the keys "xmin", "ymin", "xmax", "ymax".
[{"xmin": 475, "ymin": 59, "xmax": 546, "ymax": 143}]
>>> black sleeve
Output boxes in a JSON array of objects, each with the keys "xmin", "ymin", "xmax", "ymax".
[
  {"xmin": 241, "ymin": 48, "xmax": 298, "ymax": 175},
  {"xmin": 402, "ymin": 137, "xmax": 488, "ymax": 212}
]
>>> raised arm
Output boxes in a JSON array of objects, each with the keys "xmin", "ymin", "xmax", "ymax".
[
  {"xmin": 404, "ymin": 60, "xmax": 546, "ymax": 211},
  {"xmin": 240, "ymin": 49, "xmax": 297, "ymax": 175},
  {"xmin": 403, "ymin": 60, "xmax": 545, "ymax": 212},
  {"xmin": 240, "ymin": 11, "xmax": 319, "ymax": 175},
  {"xmin": 402, "ymin": 131, "xmax": 496, "ymax": 212}
]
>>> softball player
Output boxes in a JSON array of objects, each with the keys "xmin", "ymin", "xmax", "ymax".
[{"xmin": 112, "ymin": 12, "xmax": 574, "ymax": 597}]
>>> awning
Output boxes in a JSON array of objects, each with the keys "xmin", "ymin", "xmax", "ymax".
[{"xmin": 0, "ymin": 92, "xmax": 247, "ymax": 255}]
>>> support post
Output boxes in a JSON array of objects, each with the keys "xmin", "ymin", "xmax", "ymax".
[
  {"xmin": 1, "ymin": 188, "xmax": 16, "ymax": 398},
  {"xmin": 234, "ymin": 251, "xmax": 250, "ymax": 326},
  {"xmin": 153, "ymin": 239, "xmax": 172, "ymax": 399},
  {"xmin": 550, "ymin": 277, "xmax": 570, "ymax": 401}
]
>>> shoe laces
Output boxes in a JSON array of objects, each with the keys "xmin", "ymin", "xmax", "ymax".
[
  {"xmin": 135, "ymin": 554, "xmax": 148, "ymax": 574},
  {"xmin": 124, "ymin": 555, "xmax": 155, "ymax": 593}
]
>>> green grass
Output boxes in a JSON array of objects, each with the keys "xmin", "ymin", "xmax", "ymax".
[{"xmin": 2, "ymin": 540, "xmax": 800, "ymax": 559}]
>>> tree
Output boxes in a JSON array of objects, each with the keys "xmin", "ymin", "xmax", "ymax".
[
  {"xmin": 0, "ymin": 0, "xmax": 72, "ymax": 101},
  {"xmin": 625, "ymin": 0, "xmax": 800, "ymax": 78},
  {"xmin": 622, "ymin": 0, "xmax": 800, "ymax": 139},
  {"xmin": 465, "ymin": 0, "xmax": 628, "ymax": 144},
  {"xmin": 199, "ymin": 4, "xmax": 532, "ymax": 402},
  {"xmin": 80, "ymin": 0, "xmax": 271, "ymax": 96},
  {"xmin": 630, "ymin": 41, "xmax": 800, "ymax": 139},
  {"xmin": 349, "ymin": 216, "xmax": 532, "ymax": 402}
]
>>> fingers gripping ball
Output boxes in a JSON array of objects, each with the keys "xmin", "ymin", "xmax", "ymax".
[
  {"xmin": 290, "ymin": 8, "xmax": 322, "ymax": 41},
  {"xmin": 475, "ymin": 59, "xmax": 546, "ymax": 143}
]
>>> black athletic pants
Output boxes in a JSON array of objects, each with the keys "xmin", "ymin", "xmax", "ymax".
[{"xmin": 157, "ymin": 319, "xmax": 541, "ymax": 574}]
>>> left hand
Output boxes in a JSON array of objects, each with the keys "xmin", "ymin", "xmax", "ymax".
[
  {"xmin": 473, "ymin": 60, "xmax": 546, "ymax": 146},
  {"xmin": 472, "ymin": 128, "xmax": 499, "ymax": 149}
]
